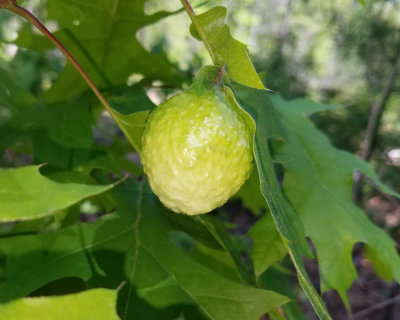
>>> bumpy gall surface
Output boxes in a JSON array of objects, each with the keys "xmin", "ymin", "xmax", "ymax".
[{"xmin": 141, "ymin": 89, "xmax": 252, "ymax": 215}]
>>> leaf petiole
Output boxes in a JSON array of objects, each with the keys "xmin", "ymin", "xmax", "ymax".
[{"xmin": 180, "ymin": 0, "xmax": 218, "ymax": 65}]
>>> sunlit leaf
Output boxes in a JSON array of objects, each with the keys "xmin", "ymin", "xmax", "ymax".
[{"xmin": 192, "ymin": 6, "xmax": 264, "ymax": 89}]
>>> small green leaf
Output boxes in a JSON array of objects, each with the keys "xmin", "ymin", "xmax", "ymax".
[
  {"xmin": 108, "ymin": 88, "xmax": 156, "ymax": 152},
  {"xmin": 0, "ymin": 165, "xmax": 114, "ymax": 222},
  {"xmin": 192, "ymin": 7, "xmax": 264, "ymax": 89},
  {"xmin": 0, "ymin": 288, "xmax": 120, "ymax": 320},
  {"xmin": 191, "ymin": 65, "xmax": 220, "ymax": 96}
]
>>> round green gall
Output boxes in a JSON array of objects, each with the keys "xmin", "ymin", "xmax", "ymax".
[{"xmin": 141, "ymin": 89, "xmax": 253, "ymax": 215}]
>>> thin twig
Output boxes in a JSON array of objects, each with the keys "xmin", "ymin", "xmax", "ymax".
[
  {"xmin": 352, "ymin": 51, "xmax": 400, "ymax": 202},
  {"xmin": 353, "ymin": 294, "xmax": 400, "ymax": 319},
  {"xmin": 180, "ymin": 0, "xmax": 217, "ymax": 65},
  {"xmin": 215, "ymin": 65, "xmax": 225, "ymax": 87},
  {"xmin": 360, "ymin": 52, "xmax": 400, "ymax": 161}
]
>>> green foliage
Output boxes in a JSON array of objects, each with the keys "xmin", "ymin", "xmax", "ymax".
[
  {"xmin": 0, "ymin": 180, "xmax": 289, "ymax": 319},
  {"xmin": 0, "ymin": 1, "xmax": 399, "ymax": 319},
  {"xmin": 269, "ymin": 97, "xmax": 400, "ymax": 304}
]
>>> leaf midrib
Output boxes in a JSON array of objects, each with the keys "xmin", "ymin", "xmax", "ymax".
[
  {"xmin": 4, "ymin": 223, "xmax": 134, "ymax": 282},
  {"xmin": 100, "ymin": 0, "xmax": 121, "ymax": 77},
  {"xmin": 123, "ymin": 179, "xmax": 143, "ymax": 319}
]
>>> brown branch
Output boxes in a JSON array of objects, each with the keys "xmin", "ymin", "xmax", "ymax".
[
  {"xmin": 353, "ymin": 294, "xmax": 400, "ymax": 319},
  {"xmin": 352, "ymin": 51, "xmax": 400, "ymax": 202}
]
